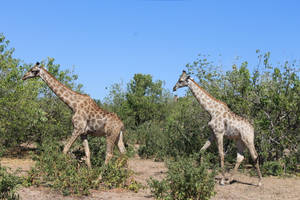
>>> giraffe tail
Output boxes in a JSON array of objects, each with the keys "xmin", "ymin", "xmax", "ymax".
[{"xmin": 117, "ymin": 130, "xmax": 126, "ymax": 154}]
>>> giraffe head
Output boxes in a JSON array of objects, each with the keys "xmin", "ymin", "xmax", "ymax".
[
  {"xmin": 22, "ymin": 62, "xmax": 42, "ymax": 80},
  {"xmin": 173, "ymin": 70, "xmax": 190, "ymax": 91}
]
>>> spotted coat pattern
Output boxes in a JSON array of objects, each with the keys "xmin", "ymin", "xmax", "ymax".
[
  {"xmin": 22, "ymin": 63, "xmax": 126, "ymax": 175},
  {"xmin": 173, "ymin": 70, "xmax": 262, "ymax": 186}
]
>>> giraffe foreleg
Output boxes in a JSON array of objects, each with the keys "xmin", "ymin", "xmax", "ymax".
[
  {"xmin": 246, "ymin": 143, "xmax": 262, "ymax": 186},
  {"xmin": 81, "ymin": 135, "xmax": 91, "ymax": 169},
  {"xmin": 63, "ymin": 115, "xmax": 87, "ymax": 154},
  {"xmin": 215, "ymin": 133, "xmax": 226, "ymax": 185},
  {"xmin": 63, "ymin": 128, "xmax": 83, "ymax": 154},
  {"xmin": 200, "ymin": 134, "xmax": 215, "ymax": 152},
  {"xmin": 199, "ymin": 134, "xmax": 215, "ymax": 163}
]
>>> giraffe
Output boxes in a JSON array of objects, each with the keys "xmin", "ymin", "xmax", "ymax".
[
  {"xmin": 173, "ymin": 70, "xmax": 262, "ymax": 186},
  {"xmin": 22, "ymin": 62, "xmax": 126, "ymax": 175}
]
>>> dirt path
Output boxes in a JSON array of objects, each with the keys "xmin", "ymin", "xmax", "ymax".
[
  {"xmin": 212, "ymin": 173, "xmax": 300, "ymax": 200},
  {"xmin": 1, "ymin": 156, "xmax": 166, "ymax": 200},
  {"xmin": 1, "ymin": 156, "xmax": 300, "ymax": 200}
]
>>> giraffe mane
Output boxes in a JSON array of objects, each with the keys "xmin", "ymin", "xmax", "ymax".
[
  {"xmin": 41, "ymin": 67, "xmax": 88, "ymax": 97},
  {"xmin": 189, "ymin": 79, "xmax": 228, "ymax": 108}
]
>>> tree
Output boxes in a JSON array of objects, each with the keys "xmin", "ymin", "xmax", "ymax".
[
  {"xmin": 0, "ymin": 33, "xmax": 83, "ymax": 150},
  {"xmin": 126, "ymin": 73, "xmax": 166, "ymax": 126}
]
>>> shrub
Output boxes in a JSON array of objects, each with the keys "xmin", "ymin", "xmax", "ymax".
[
  {"xmin": 261, "ymin": 161, "xmax": 284, "ymax": 176},
  {"xmin": 283, "ymin": 152, "xmax": 299, "ymax": 174},
  {"xmin": 148, "ymin": 154, "xmax": 216, "ymax": 200},
  {"xmin": 0, "ymin": 165, "xmax": 20, "ymax": 200},
  {"xmin": 137, "ymin": 121, "xmax": 168, "ymax": 160},
  {"xmin": 25, "ymin": 138, "xmax": 139, "ymax": 196},
  {"xmin": 88, "ymin": 137, "xmax": 107, "ymax": 167},
  {"xmin": 101, "ymin": 155, "xmax": 142, "ymax": 192},
  {"xmin": 25, "ymin": 139, "xmax": 98, "ymax": 196}
]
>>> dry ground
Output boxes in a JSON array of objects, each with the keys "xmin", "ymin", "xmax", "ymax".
[{"xmin": 1, "ymin": 155, "xmax": 299, "ymax": 200}]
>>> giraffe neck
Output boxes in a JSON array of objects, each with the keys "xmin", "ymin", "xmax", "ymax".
[
  {"xmin": 188, "ymin": 79, "xmax": 228, "ymax": 117},
  {"xmin": 39, "ymin": 68, "xmax": 80, "ymax": 111}
]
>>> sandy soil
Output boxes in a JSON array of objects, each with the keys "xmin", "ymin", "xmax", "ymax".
[
  {"xmin": 1, "ymin": 156, "xmax": 300, "ymax": 200},
  {"xmin": 212, "ymin": 173, "xmax": 300, "ymax": 200}
]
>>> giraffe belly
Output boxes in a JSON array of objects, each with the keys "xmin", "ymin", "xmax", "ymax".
[
  {"xmin": 225, "ymin": 124, "xmax": 240, "ymax": 139},
  {"xmin": 86, "ymin": 119, "xmax": 107, "ymax": 136},
  {"xmin": 89, "ymin": 129, "xmax": 106, "ymax": 137}
]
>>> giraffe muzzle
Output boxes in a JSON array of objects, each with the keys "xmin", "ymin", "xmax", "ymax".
[
  {"xmin": 173, "ymin": 86, "xmax": 177, "ymax": 92},
  {"xmin": 22, "ymin": 74, "xmax": 28, "ymax": 80}
]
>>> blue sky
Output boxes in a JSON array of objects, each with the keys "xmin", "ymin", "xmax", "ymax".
[{"xmin": 1, "ymin": 0, "xmax": 300, "ymax": 100}]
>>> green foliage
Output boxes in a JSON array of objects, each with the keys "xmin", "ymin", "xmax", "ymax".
[
  {"xmin": 0, "ymin": 34, "xmax": 82, "ymax": 149},
  {"xmin": 88, "ymin": 137, "xmax": 107, "ymax": 167},
  {"xmin": 104, "ymin": 74, "xmax": 171, "ymax": 129},
  {"xmin": 101, "ymin": 155, "xmax": 142, "ymax": 192},
  {"xmin": 137, "ymin": 121, "xmax": 169, "ymax": 160},
  {"xmin": 0, "ymin": 165, "xmax": 20, "ymax": 200},
  {"xmin": 24, "ymin": 138, "xmax": 139, "ymax": 196},
  {"xmin": 126, "ymin": 74, "xmax": 166, "ymax": 126},
  {"xmin": 184, "ymin": 53, "xmax": 300, "ymax": 173},
  {"xmin": 136, "ymin": 97, "xmax": 218, "ymax": 162},
  {"xmin": 164, "ymin": 97, "xmax": 212, "ymax": 158},
  {"xmin": 103, "ymin": 52, "xmax": 300, "ymax": 176},
  {"xmin": 1, "ymin": 33, "xmax": 299, "ymax": 200},
  {"xmin": 25, "ymin": 139, "xmax": 98, "ymax": 196},
  {"xmin": 261, "ymin": 161, "xmax": 284, "ymax": 176},
  {"xmin": 148, "ymin": 155, "xmax": 216, "ymax": 200}
]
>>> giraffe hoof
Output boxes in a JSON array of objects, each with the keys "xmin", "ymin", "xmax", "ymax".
[
  {"xmin": 97, "ymin": 174, "xmax": 103, "ymax": 181},
  {"xmin": 226, "ymin": 176, "xmax": 235, "ymax": 184},
  {"xmin": 219, "ymin": 179, "xmax": 225, "ymax": 186},
  {"xmin": 258, "ymin": 182, "xmax": 262, "ymax": 187}
]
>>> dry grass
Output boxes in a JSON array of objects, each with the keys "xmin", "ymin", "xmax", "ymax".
[{"xmin": 1, "ymin": 153, "xmax": 299, "ymax": 200}]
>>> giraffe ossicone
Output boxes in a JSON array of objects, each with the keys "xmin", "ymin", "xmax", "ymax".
[
  {"xmin": 173, "ymin": 70, "xmax": 262, "ymax": 186},
  {"xmin": 23, "ymin": 62, "xmax": 126, "ymax": 180}
]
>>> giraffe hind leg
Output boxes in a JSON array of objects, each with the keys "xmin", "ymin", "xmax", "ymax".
[
  {"xmin": 96, "ymin": 135, "xmax": 115, "ymax": 181},
  {"xmin": 227, "ymin": 139, "xmax": 245, "ymax": 184},
  {"xmin": 117, "ymin": 131, "xmax": 126, "ymax": 154},
  {"xmin": 104, "ymin": 132, "xmax": 117, "ymax": 165}
]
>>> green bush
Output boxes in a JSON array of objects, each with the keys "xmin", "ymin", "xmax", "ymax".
[
  {"xmin": 25, "ymin": 139, "xmax": 98, "ymax": 196},
  {"xmin": 88, "ymin": 137, "xmax": 107, "ymax": 167},
  {"xmin": 148, "ymin": 155, "xmax": 216, "ymax": 200},
  {"xmin": 0, "ymin": 34, "xmax": 83, "ymax": 150},
  {"xmin": 25, "ymin": 138, "xmax": 139, "ymax": 196},
  {"xmin": 0, "ymin": 165, "xmax": 20, "ymax": 200},
  {"xmin": 184, "ymin": 53, "xmax": 300, "ymax": 173},
  {"xmin": 101, "ymin": 155, "xmax": 142, "ymax": 192},
  {"xmin": 261, "ymin": 161, "xmax": 284, "ymax": 176},
  {"xmin": 137, "ymin": 121, "xmax": 168, "ymax": 160},
  {"xmin": 283, "ymin": 153, "xmax": 299, "ymax": 173}
]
